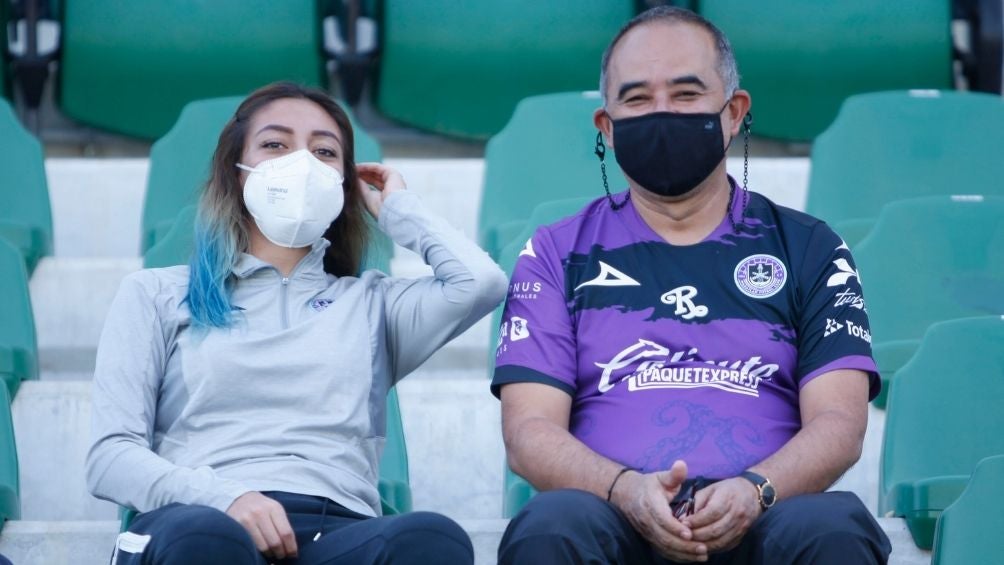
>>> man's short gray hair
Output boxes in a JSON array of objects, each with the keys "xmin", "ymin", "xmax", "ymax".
[{"xmin": 599, "ymin": 6, "xmax": 740, "ymax": 105}]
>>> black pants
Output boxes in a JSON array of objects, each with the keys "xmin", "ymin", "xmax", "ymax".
[
  {"xmin": 498, "ymin": 489, "xmax": 891, "ymax": 565},
  {"xmin": 113, "ymin": 491, "xmax": 474, "ymax": 565}
]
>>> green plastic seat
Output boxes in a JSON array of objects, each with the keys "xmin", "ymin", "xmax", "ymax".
[
  {"xmin": 879, "ymin": 317, "xmax": 1004, "ymax": 549},
  {"xmin": 121, "ymin": 386, "xmax": 411, "ymax": 531},
  {"xmin": 142, "ymin": 96, "xmax": 383, "ymax": 254},
  {"xmin": 931, "ymin": 455, "xmax": 1004, "ymax": 564},
  {"xmin": 807, "ymin": 90, "xmax": 1004, "ymax": 246},
  {"xmin": 700, "ymin": 2, "xmax": 953, "ymax": 142},
  {"xmin": 852, "ymin": 196, "xmax": 1004, "ymax": 407},
  {"xmin": 489, "ymin": 196, "xmax": 594, "ymax": 518},
  {"xmin": 0, "ymin": 384, "xmax": 20, "ymax": 530},
  {"xmin": 0, "ymin": 98, "xmax": 52, "ymax": 273},
  {"xmin": 0, "ymin": 238, "xmax": 38, "ymax": 399},
  {"xmin": 376, "ymin": 3, "xmax": 634, "ymax": 139},
  {"xmin": 58, "ymin": 1, "xmax": 327, "ymax": 140},
  {"xmin": 479, "ymin": 92, "xmax": 627, "ymax": 260}
]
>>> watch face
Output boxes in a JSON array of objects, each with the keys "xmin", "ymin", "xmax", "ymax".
[{"xmin": 761, "ymin": 484, "xmax": 777, "ymax": 507}]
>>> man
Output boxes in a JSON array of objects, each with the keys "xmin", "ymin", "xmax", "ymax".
[{"xmin": 491, "ymin": 6, "xmax": 891, "ymax": 564}]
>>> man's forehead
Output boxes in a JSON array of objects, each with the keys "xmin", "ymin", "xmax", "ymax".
[{"xmin": 607, "ymin": 20, "xmax": 718, "ymax": 80}]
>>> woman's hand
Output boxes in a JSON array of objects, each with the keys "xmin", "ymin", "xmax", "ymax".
[
  {"xmin": 357, "ymin": 163, "xmax": 407, "ymax": 219},
  {"xmin": 226, "ymin": 491, "xmax": 298, "ymax": 560}
]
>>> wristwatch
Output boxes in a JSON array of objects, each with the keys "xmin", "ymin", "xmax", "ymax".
[{"xmin": 739, "ymin": 471, "xmax": 777, "ymax": 511}]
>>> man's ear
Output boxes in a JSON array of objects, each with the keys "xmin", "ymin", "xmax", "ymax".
[
  {"xmin": 726, "ymin": 89, "xmax": 752, "ymax": 137},
  {"xmin": 593, "ymin": 107, "xmax": 614, "ymax": 149}
]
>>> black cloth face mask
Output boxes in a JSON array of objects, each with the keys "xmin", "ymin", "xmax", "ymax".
[{"xmin": 610, "ymin": 103, "xmax": 730, "ymax": 198}]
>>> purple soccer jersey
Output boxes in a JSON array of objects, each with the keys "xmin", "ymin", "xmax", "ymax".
[{"xmin": 492, "ymin": 188, "xmax": 879, "ymax": 478}]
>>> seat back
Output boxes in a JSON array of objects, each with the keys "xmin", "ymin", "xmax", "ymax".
[
  {"xmin": 376, "ymin": 2, "xmax": 633, "ymax": 138},
  {"xmin": 0, "ymin": 98, "xmax": 52, "ymax": 273},
  {"xmin": 701, "ymin": 2, "xmax": 952, "ymax": 141},
  {"xmin": 489, "ymin": 196, "xmax": 595, "ymax": 518},
  {"xmin": 880, "ymin": 317, "xmax": 1004, "ymax": 514},
  {"xmin": 807, "ymin": 91, "xmax": 1004, "ymax": 232},
  {"xmin": 0, "ymin": 238, "xmax": 38, "ymax": 398},
  {"xmin": 142, "ymin": 96, "xmax": 382, "ymax": 253},
  {"xmin": 932, "ymin": 455, "xmax": 1004, "ymax": 564},
  {"xmin": 854, "ymin": 196, "xmax": 1004, "ymax": 347},
  {"xmin": 0, "ymin": 384, "xmax": 20, "ymax": 528},
  {"xmin": 58, "ymin": 1, "xmax": 326, "ymax": 139},
  {"xmin": 479, "ymin": 92, "xmax": 626, "ymax": 258}
]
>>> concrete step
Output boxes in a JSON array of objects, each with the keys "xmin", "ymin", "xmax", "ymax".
[
  {"xmin": 0, "ymin": 518, "xmax": 930, "ymax": 565},
  {"xmin": 11, "ymin": 377, "xmax": 502, "ymax": 522}
]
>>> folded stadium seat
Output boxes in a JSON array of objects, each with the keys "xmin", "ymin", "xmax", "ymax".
[
  {"xmin": 806, "ymin": 90, "xmax": 1004, "ymax": 247},
  {"xmin": 487, "ymin": 196, "xmax": 594, "ymax": 518},
  {"xmin": 375, "ymin": 2, "xmax": 634, "ymax": 139},
  {"xmin": 0, "ymin": 99, "xmax": 52, "ymax": 273},
  {"xmin": 0, "ymin": 238, "xmax": 39, "ymax": 399},
  {"xmin": 141, "ymin": 96, "xmax": 384, "ymax": 254},
  {"xmin": 879, "ymin": 317, "xmax": 1004, "ymax": 550},
  {"xmin": 478, "ymin": 92, "xmax": 628, "ymax": 260},
  {"xmin": 851, "ymin": 195, "xmax": 1004, "ymax": 407},
  {"xmin": 931, "ymin": 454, "xmax": 1004, "ymax": 564},
  {"xmin": 699, "ymin": 1, "xmax": 953, "ymax": 142},
  {"xmin": 57, "ymin": 1, "xmax": 327, "ymax": 140},
  {"xmin": 0, "ymin": 384, "xmax": 20, "ymax": 530}
]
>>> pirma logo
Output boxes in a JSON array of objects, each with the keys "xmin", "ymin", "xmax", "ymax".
[{"xmin": 826, "ymin": 258, "xmax": 859, "ymax": 287}]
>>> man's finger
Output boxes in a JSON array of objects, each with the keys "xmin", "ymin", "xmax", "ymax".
[{"xmin": 656, "ymin": 460, "xmax": 688, "ymax": 493}]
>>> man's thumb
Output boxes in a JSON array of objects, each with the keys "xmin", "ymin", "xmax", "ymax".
[{"xmin": 656, "ymin": 460, "xmax": 688, "ymax": 491}]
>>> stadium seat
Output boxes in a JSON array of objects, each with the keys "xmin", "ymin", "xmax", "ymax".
[
  {"xmin": 57, "ymin": 1, "xmax": 327, "ymax": 139},
  {"xmin": 479, "ymin": 92, "xmax": 627, "ymax": 260},
  {"xmin": 0, "ymin": 238, "xmax": 38, "ymax": 399},
  {"xmin": 142, "ymin": 96, "xmax": 383, "ymax": 254},
  {"xmin": 806, "ymin": 90, "xmax": 1004, "ymax": 246},
  {"xmin": 931, "ymin": 454, "xmax": 1004, "ymax": 564},
  {"xmin": 375, "ymin": 3, "xmax": 634, "ymax": 138},
  {"xmin": 0, "ymin": 384, "xmax": 20, "ymax": 530},
  {"xmin": 852, "ymin": 196, "xmax": 1004, "ymax": 407},
  {"xmin": 489, "ymin": 196, "xmax": 594, "ymax": 518},
  {"xmin": 121, "ymin": 387, "xmax": 411, "ymax": 531},
  {"xmin": 0, "ymin": 98, "xmax": 52, "ymax": 273},
  {"xmin": 700, "ymin": 2, "xmax": 953, "ymax": 142},
  {"xmin": 879, "ymin": 316, "xmax": 1004, "ymax": 549}
]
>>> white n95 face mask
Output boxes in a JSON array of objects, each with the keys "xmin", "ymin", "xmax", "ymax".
[{"xmin": 238, "ymin": 149, "xmax": 345, "ymax": 248}]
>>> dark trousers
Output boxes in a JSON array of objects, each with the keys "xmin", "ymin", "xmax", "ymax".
[
  {"xmin": 498, "ymin": 489, "xmax": 891, "ymax": 565},
  {"xmin": 113, "ymin": 491, "xmax": 474, "ymax": 565}
]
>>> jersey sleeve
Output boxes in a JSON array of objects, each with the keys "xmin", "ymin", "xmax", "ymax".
[
  {"xmin": 795, "ymin": 223, "xmax": 881, "ymax": 400},
  {"xmin": 491, "ymin": 228, "xmax": 578, "ymax": 398}
]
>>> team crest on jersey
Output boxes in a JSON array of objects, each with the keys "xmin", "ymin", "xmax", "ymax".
[{"xmin": 734, "ymin": 254, "xmax": 787, "ymax": 299}]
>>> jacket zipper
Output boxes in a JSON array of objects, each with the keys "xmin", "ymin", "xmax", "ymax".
[{"xmin": 280, "ymin": 276, "xmax": 290, "ymax": 330}]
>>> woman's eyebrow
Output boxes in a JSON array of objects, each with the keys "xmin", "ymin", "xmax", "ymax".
[
  {"xmin": 254, "ymin": 124, "xmax": 293, "ymax": 136},
  {"xmin": 312, "ymin": 129, "xmax": 342, "ymax": 145}
]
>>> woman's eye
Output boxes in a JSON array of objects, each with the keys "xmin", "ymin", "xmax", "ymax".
[
  {"xmin": 261, "ymin": 141, "xmax": 285, "ymax": 149},
  {"xmin": 313, "ymin": 147, "xmax": 338, "ymax": 158}
]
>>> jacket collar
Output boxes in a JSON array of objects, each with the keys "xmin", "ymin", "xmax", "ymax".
[{"xmin": 232, "ymin": 238, "xmax": 331, "ymax": 281}]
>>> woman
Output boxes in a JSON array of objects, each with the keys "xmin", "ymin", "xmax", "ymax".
[{"xmin": 86, "ymin": 82, "xmax": 507, "ymax": 565}]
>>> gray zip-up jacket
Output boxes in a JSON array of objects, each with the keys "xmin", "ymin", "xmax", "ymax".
[{"xmin": 86, "ymin": 191, "xmax": 507, "ymax": 517}]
